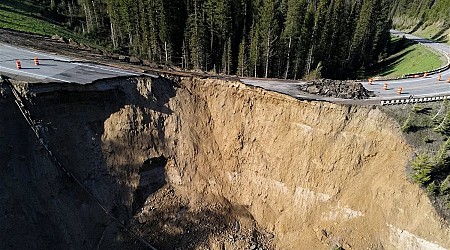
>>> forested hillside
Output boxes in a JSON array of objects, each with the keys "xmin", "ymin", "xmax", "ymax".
[
  {"xmin": 392, "ymin": 0, "xmax": 450, "ymax": 25},
  {"xmin": 392, "ymin": 0, "xmax": 450, "ymax": 43},
  {"xmin": 15, "ymin": 0, "xmax": 392, "ymax": 79}
]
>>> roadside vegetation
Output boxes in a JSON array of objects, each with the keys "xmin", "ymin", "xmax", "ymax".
[
  {"xmin": 392, "ymin": 0, "xmax": 450, "ymax": 45},
  {"xmin": 0, "ymin": 0, "xmax": 107, "ymax": 49},
  {"xmin": 383, "ymin": 102, "xmax": 450, "ymax": 220},
  {"xmin": 368, "ymin": 36, "xmax": 445, "ymax": 78},
  {"xmin": 412, "ymin": 24, "xmax": 450, "ymax": 46},
  {"xmin": 0, "ymin": 0, "xmax": 73, "ymax": 38},
  {"xmin": 0, "ymin": 0, "xmax": 448, "ymax": 80},
  {"xmin": 0, "ymin": 0, "xmax": 393, "ymax": 80}
]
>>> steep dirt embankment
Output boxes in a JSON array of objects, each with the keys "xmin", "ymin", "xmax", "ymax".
[
  {"xmin": 0, "ymin": 82, "xmax": 144, "ymax": 249},
  {"xmin": 3, "ymin": 76, "xmax": 450, "ymax": 249},
  {"xmin": 165, "ymin": 77, "xmax": 450, "ymax": 249}
]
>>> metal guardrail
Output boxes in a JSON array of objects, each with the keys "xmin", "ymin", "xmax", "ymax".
[
  {"xmin": 378, "ymin": 46, "xmax": 450, "ymax": 106},
  {"xmin": 404, "ymin": 48, "xmax": 450, "ymax": 78},
  {"xmin": 373, "ymin": 44, "xmax": 450, "ymax": 82},
  {"xmin": 380, "ymin": 95, "xmax": 450, "ymax": 106}
]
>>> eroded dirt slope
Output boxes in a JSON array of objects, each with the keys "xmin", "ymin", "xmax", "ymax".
[
  {"xmin": 2, "ymin": 76, "xmax": 450, "ymax": 249},
  {"xmin": 0, "ymin": 81, "xmax": 144, "ymax": 249}
]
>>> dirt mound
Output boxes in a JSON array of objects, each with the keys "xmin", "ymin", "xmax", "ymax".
[{"xmin": 299, "ymin": 79, "xmax": 374, "ymax": 99}]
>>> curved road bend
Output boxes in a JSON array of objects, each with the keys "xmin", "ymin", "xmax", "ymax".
[
  {"xmin": 365, "ymin": 30, "xmax": 450, "ymax": 99},
  {"xmin": 241, "ymin": 31, "xmax": 450, "ymax": 105},
  {"xmin": 0, "ymin": 43, "xmax": 157, "ymax": 84}
]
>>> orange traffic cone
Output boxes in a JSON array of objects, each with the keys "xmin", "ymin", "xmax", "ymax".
[
  {"xmin": 383, "ymin": 82, "xmax": 388, "ymax": 90},
  {"xmin": 16, "ymin": 60, "xmax": 21, "ymax": 69},
  {"xmin": 368, "ymin": 78, "xmax": 373, "ymax": 85},
  {"xmin": 438, "ymin": 74, "xmax": 442, "ymax": 81},
  {"xmin": 424, "ymin": 72, "xmax": 428, "ymax": 78},
  {"xmin": 34, "ymin": 57, "xmax": 39, "ymax": 66},
  {"xmin": 397, "ymin": 87, "xmax": 403, "ymax": 94},
  {"xmin": 447, "ymin": 77, "xmax": 450, "ymax": 83}
]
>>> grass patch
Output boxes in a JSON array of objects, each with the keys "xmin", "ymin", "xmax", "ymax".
[
  {"xmin": 394, "ymin": 18, "xmax": 450, "ymax": 45},
  {"xmin": 0, "ymin": 0, "xmax": 105, "ymax": 49},
  {"xmin": 413, "ymin": 24, "xmax": 450, "ymax": 45},
  {"xmin": 0, "ymin": 0, "xmax": 73, "ymax": 38},
  {"xmin": 369, "ymin": 41, "xmax": 445, "ymax": 78}
]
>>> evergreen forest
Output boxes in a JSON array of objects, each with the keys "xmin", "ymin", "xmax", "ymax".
[
  {"xmin": 31, "ymin": 0, "xmax": 396, "ymax": 79},
  {"xmin": 392, "ymin": 0, "xmax": 450, "ymax": 25}
]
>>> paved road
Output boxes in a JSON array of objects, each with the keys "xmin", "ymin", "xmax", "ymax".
[
  {"xmin": 364, "ymin": 30, "xmax": 450, "ymax": 98},
  {"xmin": 0, "ymin": 43, "xmax": 156, "ymax": 84},
  {"xmin": 2, "ymin": 31, "xmax": 449, "ymax": 103},
  {"xmin": 242, "ymin": 31, "xmax": 450, "ymax": 104}
]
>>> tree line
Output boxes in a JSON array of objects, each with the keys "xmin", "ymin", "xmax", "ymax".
[
  {"xmin": 392, "ymin": 0, "xmax": 450, "ymax": 27},
  {"xmin": 36, "ymin": 0, "xmax": 392, "ymax": 79}
]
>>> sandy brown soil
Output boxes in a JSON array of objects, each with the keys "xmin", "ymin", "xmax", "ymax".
[{"xmin": 2, "ymin": 75, "xmax": 450, "ymax": 249}]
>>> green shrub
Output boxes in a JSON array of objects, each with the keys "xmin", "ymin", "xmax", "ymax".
[
  {"xmin": 412, "ymin": 105, "xmax": 426, "ymax": 113},
  {"xmin": 433, "ymin": 138, "xmax": 450, "ymax": 173},
  {"xmin": 401, "ymin": 117, "xmax": 413, "ymax": 133},
  {"xmin": 427, "ymin": 181, "xmax": 438, "ymax": 195},
  {"xmin": 423, "ymin": 136, "xmax": 433, "ymax": 143},
  {"xmin": 304, "ymin": 62, "xmax": 322, "ymax": 81},
  {"xmin": 411, "ymin": 154, "xmax": 433, "ymax": 185},
  {"xmin": 434, "ymin": 111, "xmax": 450, "ymax": 135},
  {"xmin": 440, "ymin": 175, "xmax": 450, "ymax": 194}
]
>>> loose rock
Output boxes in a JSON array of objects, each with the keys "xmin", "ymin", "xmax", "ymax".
[{"xmin": 299, "ymin": 78, "xmax": 374, "ymax": 99}]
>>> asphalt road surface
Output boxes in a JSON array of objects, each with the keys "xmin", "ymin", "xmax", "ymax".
[
  {"xmin": 242, "ymin": 31, "xmax": 450, "ymax": 104},
  {"xmin": 0, "ymin": 43, "xmax": 156, "ymax": 84},
  {"xmin": 364, "ymin": 30, "xmax": 450, "ymax": 99},
  {"xmin": 1, "ymin": 31, "xmax": 449, "ymax": 103}
]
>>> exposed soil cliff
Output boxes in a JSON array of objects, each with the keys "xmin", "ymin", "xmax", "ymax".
[{"xmin": 1, "ymin": 76, "xmax": 450, "ymax": 249}]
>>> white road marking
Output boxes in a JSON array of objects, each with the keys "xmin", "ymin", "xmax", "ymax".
[
  {"xmin": 0, "ymin": 43, "xmax": 69, "ymax": 61},
  {"xmin": 0, "ymin": 64, "xmax": 71, "ymax": 83},
  {"xmin": 73, "ymin": 62, "xmax": 137, "ymax": 76}
]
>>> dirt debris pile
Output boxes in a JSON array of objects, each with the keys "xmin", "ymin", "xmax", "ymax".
[
  {"xmin": 1, "ymin": 75, "xmax": 450, "ymax": 249},
  {"xmin": 299, "ymin": 79, "xmax": 374, "ymax": 99}
]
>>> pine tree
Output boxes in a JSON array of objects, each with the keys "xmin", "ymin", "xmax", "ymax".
[
  {"xmin": 282, "ymin": 0, "xmax": 306, "ymax": 79},
  {"xmin": 349, "ymin": 0, "xmax": 372, "ymax": 74},
  {"xmin": 258, "ymin": 0, "xmax": 279, "ymax": 78},
  {"xmin": 249, "ymin": 22, "xmax": 260, "ymax": 78},
  {"xmin": 237, "ymin": 37, "xmax": 247, "ymax": 77},
  {"xmin": 186, "ymin": 0, "xmax": 207, "ymax": 69},
  {"xmin": 45, "ymin": 0, "xmax": 395, "ymax": 79}
]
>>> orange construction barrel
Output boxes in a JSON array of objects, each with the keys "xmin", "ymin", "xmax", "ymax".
[
  {"xmin": 34, "ymin": 57, "xmax": 39, "ymax": 66},
  {"xmin": 16, "ymin": 60, "xmax": 21, "ymax": 69},
  {"xmin": 383, "ymin": 82, "xmax": 388, "ymax": 90},
  {"xmin": 397, "ymin": 87, "xmax": 403, "ymax": 95}
]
